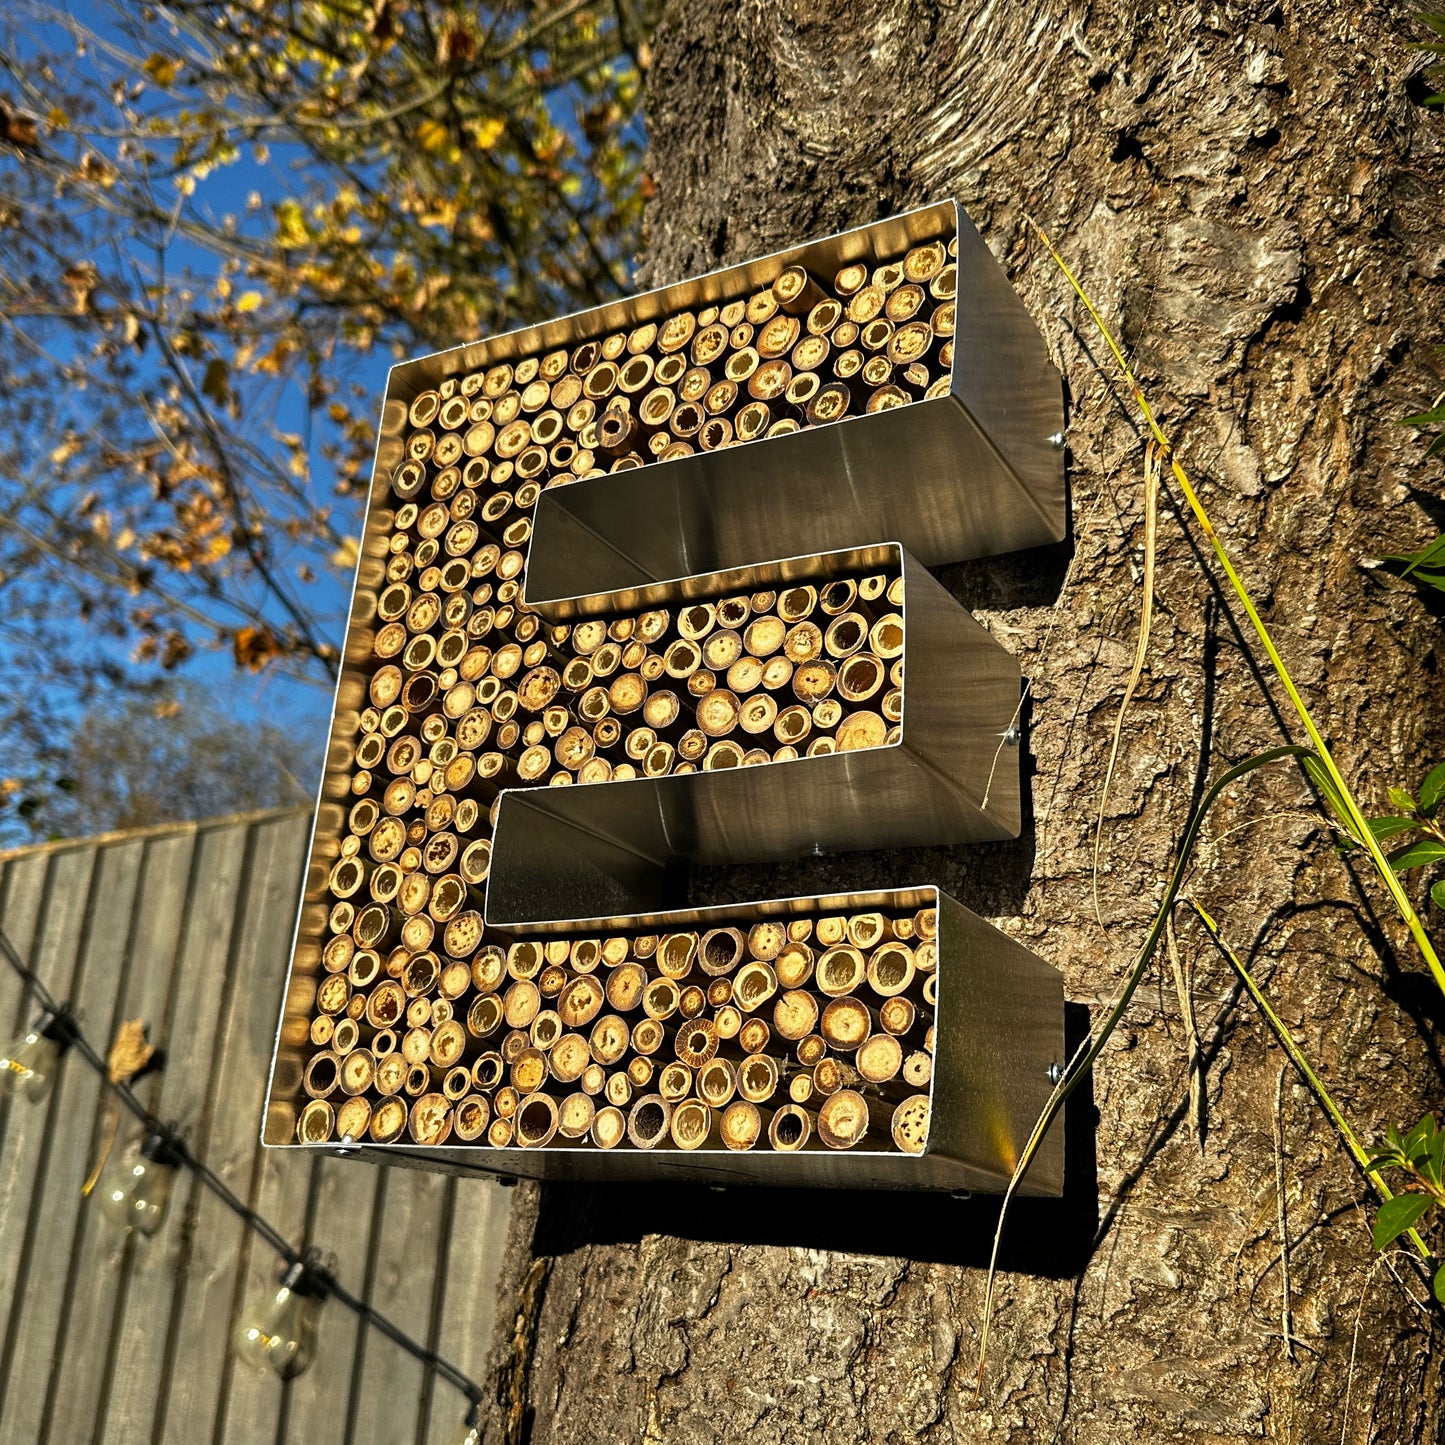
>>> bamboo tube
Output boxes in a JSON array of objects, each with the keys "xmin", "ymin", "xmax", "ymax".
[
  {"xmin": 590, "ymin": 1104, "xmax": 626, "ymax": 1149},
  {"xmin": 890, "ymin": 1094, "xmax": 930, "ymax": 1153},
  {"xmin": 626, "ymin": 1094, "xmax": 672, "ymax": 1149},
  {"xmin": 486, "ymin": 1117, "xmax": 514, "ymax": 1147},
  {"xmin": 772, "ymin": 988, "xmax": 819, "ymax": 1041},
  {"xmin": 866, "ymin": 942, "xmax": 915, "ymax": 997},
  {"xmin": 816, "ymin": 1089, "xmax": 876, "ymax": 1149},
  {"xmin": 670, "ymin": 1100, "xmax": 716, "ymax": 1150},
  {"xmin": 731, "ymin": 961, "xmax": 778, "ymax": 1014},
  {"xmin": 514, "ymin": 1091, "xmax": 559, "ymax": 1147},
  {"xmin": 589, "ymin": 1012, "xmax": 631, "ymax": 1067},
  {"xmin": 697, "ymin": 1058, "xmax": 736, "ymax": 1109},
  {"xmin": 737, "ymin": 1017, "xmax": 771, "ymax": 1056},
  {"xmin": 409, "ymin": 1093, "xmax": 453, "ymax": 1145},
  {"xmin": 364, "ymin": 981, "xmax": 405, "ymax": 1031},
  {"xmin": 550, "ymin": 1033, "xmax": 591, "ymax": 1084},
  {"xmin": 856, "ymin": 1033, "xmax": 903, "ymax": 1085},
  {"xmin": 454, "ymin": 1094, "xmax": 491, "ymax": 1142},
  {"xmin": 429, "ymin": 1019, "xmax": 467, "ymax": 1069},
  {"xmin": 581, "ymin": 1061, "xmax": 606, "ymax": 1096},
  {"xmin": 336, "ymin": 1095, "xmax": 372, "ymax": 1143},
  {"xmin": 605, "ymin": 962, "xmax": 647, "ymax": 1012},
  {"xmin": 552, "ymin": 1091, "xmax": 593, "ymax": 1140},
  {"xmin": 642, "ymin": 977, "xmax": 681, "ymax": 1021},
  {"xmin": 675, "ymin": 1018, "xmax": 719, "ymax": 1068},
  {"xmin": 902, "ymin": 1051, "xmax": 933, "ymax": 1087},
  {"xmin": 774, "ymin": 941, "xmax": 814, "ymax": 990},
  {"xmin": 370, "ymin": 1096, "xmax": 408, "ymax": 1142},
  {"xmin": 815, "ymin": 945, "xmax": 866, "ymax": 997},
  {"xmin": 812, "ymin": 1056, "xmax": 859, "ymax": 1097},
  {"xmin": 471, "ymin": 1050, "xmax": 504, "ymax": 1090},
  {"xmin": 772, "ymin": 264, "xmax": 827, "ymax": 315},
  {"xmin": 737, "ymin": 1053, "xmax": 779, "ymax": 1104},
  {"xmin": 720, "ymin": 1100, "xmax": 762, "ymax": 1151},
  {"xmin": 714, "ymin": 1004, "xmax": 742, "ymax": 1040},
  {"xmin": 501, "ymin": 981, "xmax": 541, "ymax": 1034},
  {"xmin": 768, "ymin": 1104, "xmax": 813, "ymax": 1151},
  {"xmin": 656, "ymin": 932, "xmax": 698, "ymax": 979},
  {"xmin": 442, "ymin": 1065, "xmax": 471, "ymax": 1103},
  {"xmin": 632, "ymin": 1017, "xmax": 665, "ymax": 1056},
  {"xmin": 836, "ymin": 710, "xmax": 887, "ymax": 751},
  {"xmin": 657, "ymin": 1061, "xmax": 692, "ymax": 1103},
  {"xmin": 472, "ymin": 945, "xmax": 506, "ymax": 996},
  {"xmin": 374, "ymin": 1051, "xmax": 408, "ymax": 1096},
  {"xmin": 558, "ymin": 974, "xmax": 604, "ymax": 1028},
  {"xmin": 820, "ymin": 996, "xmax": 872, "ymax": 1052},
  {"xmin": 511, "ymin": 1047, "xmax": 549, "ymax": 1095},
  {"xmin": 878, "ymin": 996, "xmax": 917, "ymax": 1037},
  {"xmin": 303, "ymin": 1050, "xmax": 341, "ymax": 1100},
  {"xmin": 794, "ymin": 1034, "xmax": 827, "ymax": 1069}
]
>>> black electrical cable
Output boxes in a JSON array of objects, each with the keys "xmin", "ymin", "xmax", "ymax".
[{"xmin": 0, "ymin": 925, "xmax": 486, "ymax": 1407}]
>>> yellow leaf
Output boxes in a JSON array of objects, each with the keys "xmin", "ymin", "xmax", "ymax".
[
  {"xmin": 472, "ymin": 116, "xmax": 505, "ymax": 149},
  {"xmin": 237, "ymin": 290, "xmax": 263, "ymax": 312},
  {"xmin": 275, "ymin": 199, "xmax": 308, "ymax": 248},
  {"xmin": 143, "ymin": 54, "xmax": 182, "ymax": 87},
  {"xmin": 47, "ymin": 106, "xmax": 68, "ymax": 128},
  {"xmin": 417, "ymin": 118, "xmax": 449, "ymax": 152},
  {"xmin": 331, "ymin": 536, "xmax": 360, "ymax": 570}
]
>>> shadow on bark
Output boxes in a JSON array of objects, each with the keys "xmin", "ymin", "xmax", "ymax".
[{"xmin": 530, "ymin": 1000, "xmax": 1097, "ymax": 1274}]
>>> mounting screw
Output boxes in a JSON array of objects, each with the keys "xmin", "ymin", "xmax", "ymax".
[
  {"xmin": 1046, "ymin": 1063, "xmax": 1063, "ymax": 1085},
  {"xmin": 1047, "ymin": 431, "xmax": 1065, "ymax": 451},
  {"xmin": 334, "ymin": 1134, "xmax": 360, "ymax": 1158},
  {"xmin": 1002, "ymin": 725, "xmax": 1020, "ymax": 746},
  {"xmin": 949, "ymin": 1189, "xmax": 973, "ymax": 1202}
]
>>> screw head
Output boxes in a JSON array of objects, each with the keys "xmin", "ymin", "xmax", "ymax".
[
  {"xmin": 1002, "ymin": 725, "xmax": 1020, "ymax": 747},
  {"xmin": 1046, "ymin": 1063, "xmax": 1063, "ymax": 1085},
  {"xmin": 1047, "ymin": 431, "xmax": 1065, "ymax": 451}
]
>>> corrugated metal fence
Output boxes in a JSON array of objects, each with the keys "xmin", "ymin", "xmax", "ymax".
[{"xmin": 0, "ymin": 806, "xmax": 509, "ymax": 1445}]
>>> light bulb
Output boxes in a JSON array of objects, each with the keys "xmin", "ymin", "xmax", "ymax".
[
  {"xmin": 234, "ymin": 1259, "xmax": 330, "ymax": 1380},
  {"xmin": 448, "ymin": 1405, "xmax": 483, "ymax": 1445},
  {"xmin": 0, "ymin": 1009, "xmax": 74, "ymax": 1102},
  {"xmin": 98, "ymin": 1129, "xmax": 184, "ymax": 1235}
]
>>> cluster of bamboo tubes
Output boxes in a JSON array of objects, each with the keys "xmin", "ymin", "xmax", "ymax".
[
  {"xmin": 301, "ymin": 905, "xmax": 937, "ymax": 1155},
  {"xmin": 301, "ymin": 229, "xmax": 962, "ymax": 1156},
  {"xmin": 362, "ymin": 560, "xmax": 905, "ymax": 791},
  {"xmin": 388, "ymin": 237, "xmax": 958, "ymax": 504}
]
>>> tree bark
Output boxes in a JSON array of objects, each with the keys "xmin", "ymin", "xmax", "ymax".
[{"xmin": 486, "ymin": 3, "xmax": 1445, "ymax": 1440}]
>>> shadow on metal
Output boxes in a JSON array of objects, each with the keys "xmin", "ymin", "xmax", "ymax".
[{"xmin": 530, "ymin": 1002, "xmax": 1097, "ymax": 1275}]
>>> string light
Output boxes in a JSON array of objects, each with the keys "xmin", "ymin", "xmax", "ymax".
[
  {"xmin": 235, "ymin": 1255, "xmax": 334, "ymax": 1380},
  {"xmin": 448, "ymin": 1401, "xmax": 484, "ymax": 1445},
  {"xmin": 0, "ymin": 925, "xmax": 485, "ymax": 1415},
  {"xmin": 0, "ymin": 1006, "xmax": 77, "ymax": 1101},
  {"xmin": 98, "ymin": 1127, "xmax": 186, "ymax": 1236}
]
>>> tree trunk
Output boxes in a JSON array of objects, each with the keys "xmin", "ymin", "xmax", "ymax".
[{"xmin": 486, "ymin": 3, "xmax": 1445, "ymax": 1440}]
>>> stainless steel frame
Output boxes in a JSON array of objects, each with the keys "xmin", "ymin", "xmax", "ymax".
[{"xmin": 262, "ymin": 198, "xmax": 1069, "ymax": 1194}]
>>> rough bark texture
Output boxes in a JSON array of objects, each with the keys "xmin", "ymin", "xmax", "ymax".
[{"xmin": 486, "ymin": 3, "xmax": 1445, "ymax": 1440}]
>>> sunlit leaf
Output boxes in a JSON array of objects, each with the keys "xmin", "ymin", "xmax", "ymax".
[
  {"xmin": 1372, "ymin": 1193, "xmax": 1434, "ymax": 1250},
  {"xmin": 1419, "ymin": 762, "xmax": 1445, "ymax": 815},
  {"xmin": 1387, "ymin": 837, "xmax": 1445, "ymax": 872},
  {"xmin": 143, "ymin": 53, "xmax": 182, "ymax": 86}
]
